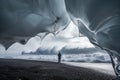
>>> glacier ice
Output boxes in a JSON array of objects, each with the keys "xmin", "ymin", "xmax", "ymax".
[{"xmin": 0, "ymin": 0, "xmax": 120, "ymax": 79}]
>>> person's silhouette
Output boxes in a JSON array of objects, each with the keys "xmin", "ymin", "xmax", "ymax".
[{"xmin": 58, "ymin": 52, "xmax": 61, "ymax": 63}]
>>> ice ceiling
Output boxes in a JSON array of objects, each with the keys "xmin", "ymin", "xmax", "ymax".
[{"xmin": 0, "ymin": 0, "xmax": 120, "ymax": 78}]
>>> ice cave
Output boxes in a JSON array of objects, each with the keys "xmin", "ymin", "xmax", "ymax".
[{"xmin": 0, "ymin": 0, "xmax": 120, "ymax": 79}]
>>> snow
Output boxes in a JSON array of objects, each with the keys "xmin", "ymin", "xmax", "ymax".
[
  {"xmin": 0, "ymin": 52, "xmax": 111, "ymax": 63},
  {"xmin": 63, "ymin": 62, "xmax": 115, "ymax": 76}
]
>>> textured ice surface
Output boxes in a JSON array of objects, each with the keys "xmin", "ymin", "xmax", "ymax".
[{"xmin": 0, "ymin": 0, "xmax": 120, "ymax": 79}]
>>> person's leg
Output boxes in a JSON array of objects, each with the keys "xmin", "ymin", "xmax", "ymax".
[
  {"xmin": 58, "ymin": 58, "xmax": 59, "ymax": 63},
  {"xmin": 58, "ymin": 57, "xmax": 61, "ymax": 63}
]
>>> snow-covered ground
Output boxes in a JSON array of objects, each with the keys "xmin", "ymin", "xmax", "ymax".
[
  {"xmin": 0, "ymin": 52, "xmax": 111, "ymax": 63},
  {"xmin": 63, "ymin": 62, "xmax": 115, "ymax": 76},
  {"xmin": 0, "ymin": 53, "xmax": 115, "ymax": 76}
]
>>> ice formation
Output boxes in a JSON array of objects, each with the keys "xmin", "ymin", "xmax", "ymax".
[{"xmin": 0, "ymin": 0, "xmax": 120, "ymax": 79}]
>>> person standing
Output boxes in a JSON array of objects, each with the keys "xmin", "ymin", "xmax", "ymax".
[{"xmin": 58, "ymin": 52, "xmax": 61, "ymax": 63}]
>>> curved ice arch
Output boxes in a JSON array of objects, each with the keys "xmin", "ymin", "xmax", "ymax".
[
  {"xmin": 65, "ymin": 0, "xmax": 120, "ymax": 79},
  {"xmin": 0, "ymin": 0, "xmax": 120, "ymax": 79},
  {"xmin": 0, "ymin": 0, "xmax": 70, "ymax": 49}
]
